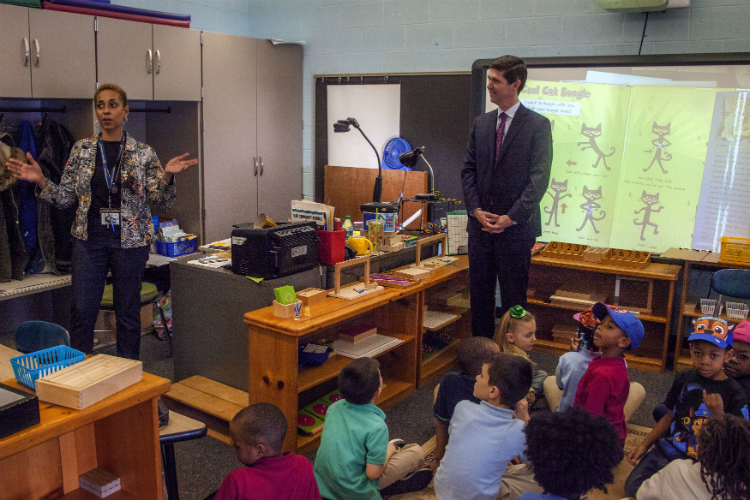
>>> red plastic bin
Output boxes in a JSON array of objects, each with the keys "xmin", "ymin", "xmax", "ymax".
[{"xmin": 317, "ymin": 230, "xmax": 345, "ymax": 265}]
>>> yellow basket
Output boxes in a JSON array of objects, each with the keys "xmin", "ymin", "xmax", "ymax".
[{"xmin": 720, "ymin": 236, "xmax": 750, "ymax": 264}]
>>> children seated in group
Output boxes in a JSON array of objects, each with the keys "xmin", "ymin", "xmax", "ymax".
[
  {"xmin": 636, "ymin": 414, "xmax": 750, "ymax": 500},
  {"xmin": 573, "ymin": 303, "xmax": 644, "ymax": 442},
  {"xmin": 624, "ymin": 316, "xmax": 750, "ymax": 497},
  {"xmin": 517, "ymin": 407, "xmax": 623, "ymax": 500},
  {"xmin": 724, "ymin": 320, "xmax": 750, "ymax": 402},
  {"xmin": 493, "ymin": 305, "xmax": 548, "ymax": 405},
  {"xmin": 313, "ymin": 357, "xmax": 432, "ymax": 500},
  {"xmin": 546, "ymin": 304, "xmax": 605, "ymax": 412},
  {"xmin": 433, "ymin": 336, "xmax": 499, "ymax": 469},
  {"xmin": 434, "ymin": 352, "xmax": 542, "ymax": 500},
  {"xmin": 214, "ymin": 403, "xmax": 322, "ymax": 500}
]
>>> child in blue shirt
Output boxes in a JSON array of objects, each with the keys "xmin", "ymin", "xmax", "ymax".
[
  {"xmin": 433, "ymin": 337, "xmax": 499, "ymax": 469},
  {"xmin": 313, "ymin": 358, "xmax": 432, "ymax": 500},
  {"xmin": 518, "ymin": 407, "xmax": 622, "ymax": 500}
]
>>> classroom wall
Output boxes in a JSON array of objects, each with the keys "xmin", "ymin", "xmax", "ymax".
[{"xmin": 114, "ymin": 1, "xmax": 750, "ymax": 201}]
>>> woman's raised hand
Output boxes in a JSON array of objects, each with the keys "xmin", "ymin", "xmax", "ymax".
[
  {"xmin": 164, "ymin": 153, "xmax": 197, "ymax": 175},
  {"xmin": 6, "ymin": 152, "xmax": 45, "ymax": 188}
]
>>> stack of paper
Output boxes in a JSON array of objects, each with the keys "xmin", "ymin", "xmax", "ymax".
[
  {"xmin": 291, "ymin": 200, "xmax": 335, "ymax": 230},
  {"xmin": 332, "ymin": 334, "xmax": 403, "ymax": 359}
]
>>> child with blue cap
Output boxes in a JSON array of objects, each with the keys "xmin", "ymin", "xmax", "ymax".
[
  {"xmin": 573, "ymin": 303, "xmax": 644, "ymax": 443},
  {"xmin": 624, "ymin": 316, "xmax": 749, "ymax": 497}
]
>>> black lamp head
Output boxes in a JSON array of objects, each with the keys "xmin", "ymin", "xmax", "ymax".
[
  {"xmin": 398, "ymin": 146, "xmax": 425, "ymax": 168},
  {"xmin": 333, "ymin": 117, "xmax": 360, "ymax": 133}
]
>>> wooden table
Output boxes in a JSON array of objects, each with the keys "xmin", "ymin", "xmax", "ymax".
[
  {"xmin": 0, "ymin": 344, "xmax": 21, "ymax": 382},
  {"xmin": 0, "ymin": 373, "xmax": 170, "ymax": 500},
  {"xmin": 527, "ymin": 255, "xmax": 681, "ymax": 373}
]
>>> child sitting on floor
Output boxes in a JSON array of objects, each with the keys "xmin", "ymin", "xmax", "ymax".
[
  {"xmin": 434, "ymin": 352, "xmax": 542, "ymax": 500},
  {"xmin": 493, "ymin": 305, "xmax": 548, "ymax": 405},
  {"xmin": 214, "ymin": 403, "xmax": 322, "ymax": 500},
  {"xmin": 547, "ymin": 304, "xmax": 605, "ymax": 412},
  {"xmin": 517, "ymin": 407, "xmax": 622, "ymax": 500},
  {"xmin": 313, "ymin": 358, "xmax": 431, "ymax": 500},
  {"xmin": 625, "ymin": 316, "xmax": 749, "ymax": 497},
  {"xmin": 636, "ymin": 414, "xmax": 750, "ymax": 500},
  {"xmin": 433, "ymin": 337, "xmax": 499, "ymax": 469},
  {"xmin": 574, "ymin": 303, "xmax": 644, "ymax": 443},
  {"xmin": 724, "ymin": 320, "xmax": 750, "ymax": 406}
]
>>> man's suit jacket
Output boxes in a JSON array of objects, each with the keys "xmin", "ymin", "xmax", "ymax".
[{"xmin": 461, "ymin": 104, "xmax": 553, "ymax": 240}]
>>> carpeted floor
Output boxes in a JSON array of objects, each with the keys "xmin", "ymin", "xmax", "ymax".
[{"xmin": 0, "ymin": 332, "xmax": 675, "ymax": 500}]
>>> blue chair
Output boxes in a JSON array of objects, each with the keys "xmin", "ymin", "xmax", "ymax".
[
  {"xmin": 14, "ymin": 321, "xmax": 70, "ymax": 354},
  {"xmin": 711, "ymin": 269, "xmax": 750, "ymax": 300}
]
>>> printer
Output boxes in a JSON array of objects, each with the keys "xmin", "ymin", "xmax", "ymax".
[{"xmin": 231, "ymin": 221, "xmax": 318, "ymax": 279}]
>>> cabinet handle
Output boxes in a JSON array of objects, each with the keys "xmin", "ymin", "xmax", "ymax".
[
  {"xmin": 147, "ymin": 50, "xmax": 153, "ymax": 74},
  {"xmin": 254, "ymin": 157, "xmax": 258, "ymax": 176},
  {"xmin": 259, "ymin": 156, "xmax": 264, "ymax": 176},
  {"xmin": 34, "ymin": 39, "xmax": 40, "ymax": 67},
  {"xmin": 156, "ymin": 50, "xmax": 161, "ymax": 74},
  {"xmin": 23, "ymin": 38, "xmax": 29, "ymax": 67}
]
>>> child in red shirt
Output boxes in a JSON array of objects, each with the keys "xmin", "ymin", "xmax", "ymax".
[
  {"xmin": 574, "ymin": 303, "xmax": 644, "ymax": 442},
  {"xmin": 214, "ymin": 403, "xmax": 322, "ymax": 500}
]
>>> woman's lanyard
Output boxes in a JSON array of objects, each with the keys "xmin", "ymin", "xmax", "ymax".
[{"xmin": 98, "ymin": 133, "xmax": 126, "ymax": 231}]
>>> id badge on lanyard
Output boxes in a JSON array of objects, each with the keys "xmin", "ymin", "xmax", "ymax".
[{"xmin": 99, "ymin": 134, "xmax": 126, "ymax": 231}]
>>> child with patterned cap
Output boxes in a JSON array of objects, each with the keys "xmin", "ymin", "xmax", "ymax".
[
  {"xmin": 573, "ymin": 303, "xmax": 644, "ymax": 442},
  {"xmin": 624, "ymin": 316, "xmax": 749, "ymax": 497},
  {"xmin": 724, "ymin": 320, "xmax": 750, "ymax": 403}
]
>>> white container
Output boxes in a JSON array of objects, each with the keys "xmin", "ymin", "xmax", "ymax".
[{"xmin": 726, "ymin": 302, "xmax": 749, "ymax": 320}]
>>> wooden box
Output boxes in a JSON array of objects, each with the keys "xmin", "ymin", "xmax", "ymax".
[
  {"xmin": 339, "ymin": 325, "xmax": 377, "ymax": 343},
  {"xmin": 582, "ymin": 246, "xmax": 608, "ymax": 263},
  {"xmin": 297, "ymin": 288, "xmax": 327, "ymax": 307},
  {"xmin": 395, "ymin": 267, "xmax": 432, "ymax": 281},
  {"xmin": 602, "ymin": 248, "xmax": 651, "ymax": 269},
  {"xmin": 35, "ymin": 355, "xmax": 143, "ymax": 410},
  {"xmin": 381, "ymin": 242, "xmax": 404, "ymax": 253},
  {"xmin": 382, "ymin": 232, "xmax": 400, "ymax": 246},
  {"xmin": 540, "ymin": 241, "xmax": 587, "ymax": 260},
  {"xmin": 273, "ymin": 300, "xmax": 302, "ymax": 318},
  {"xmin": 79, "ymin": 468, "xmax": 121, "ymax": 498},
  {"xmin": 0, "ymin": 382, "xmax": 40, "ymax": 439}
]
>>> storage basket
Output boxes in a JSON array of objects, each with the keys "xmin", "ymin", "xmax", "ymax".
[
  {"xmin": 699, "ymin": 298, "xmax": 723, "ymax": 316},
  {"xmin": 720, "ymin": 237, "xmax": 750, "ymax": 265},
  {"xmin": 726, "ymin": 302, "xmax": 749, "ymax": 320},
  {"xmin": 155, "ymin": 238, "xmax": 196, "ymax": 257},
  {"xmin": 11, "ymin": 346, "xmax": 85, "ymax": 389}
]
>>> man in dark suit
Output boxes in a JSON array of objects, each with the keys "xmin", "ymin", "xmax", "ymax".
[{"xmin": 462, "ymin": 55, "xmax": 553, "ymax": 338}]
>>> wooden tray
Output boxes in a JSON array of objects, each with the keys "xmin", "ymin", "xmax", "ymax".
[
  {"xmin": 34, "ymin": 355, "xmax": 143, "ymax": 410},
  {"xmin": 602, "ymin": 248, "xmax": 651, "ymax": 268}
]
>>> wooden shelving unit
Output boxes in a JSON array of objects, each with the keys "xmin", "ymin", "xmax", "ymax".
[
  {"xmin": 527, "ymin": 255, "xmax": 681, "ymax": 373},
  {"xmin": 672, "ymin": 258, "xmax": 750, "ymax": 372}
]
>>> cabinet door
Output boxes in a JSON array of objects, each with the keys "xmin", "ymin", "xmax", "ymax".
[
  {"xmin": 29, "ymin": 9, "xmax": 96, "ymax": 99},
  {"xmin": 256, "ymin": 41, "xmax": 303, "ymax": 221},
  {"xmin": 152, "ymin": 25, "xmax": 201, "ymax": 101},
  {"xmin": 202, "ymin": 32, "xmax": 257, "ymax": 243},
  {"xmin": 96, "ymin": 17, "xmax": 153, "ymax": 100},
  {"xmin": 0, "ymin": 4, "xmax": 32, "ymax": 98}
]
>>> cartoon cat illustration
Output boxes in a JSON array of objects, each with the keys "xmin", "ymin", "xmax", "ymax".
[
  {"xmin": 644, "ymin": 122, "xmax": 672, "ymax": 174},
  {"xmin": 543, "ymin": 178, "xmax": 571, "ymax": 227},
  {"xmin": 633, "ymin": 191, "xmax": 663, "ymax": 241},
  {"xmin": 576, "ymin": 185, "xmax": 606, "ymax": 234},
  {"xmin": 577, "ymin": 123, "xmax": 615, "ymax": 170}
]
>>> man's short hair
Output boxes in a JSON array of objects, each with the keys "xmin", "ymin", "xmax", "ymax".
[
  {"xmin": 457, "ymin": 337, "xmax": 497, "ymax": 378},
  {"xmin": 486, "ymin": 352, "xmax": 532, "ymax": 406},
  {"xmin": 489, "ymin": 55, "xmax": 528, "ymax": 93},
  {"xmin": 231, "ymin": 403, "xmax": 287, "ymax": 453},
  {"xmin": 339, "ymin": 357, "xmax": 381, "ymax": 405}
]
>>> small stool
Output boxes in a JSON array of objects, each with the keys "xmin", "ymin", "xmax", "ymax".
[
  {"xmin": 98, "ymin": 282, "xmax": 173, "ymax": 355},
  {"xmin": 159, "ymin": 410, "xmax": 208, "ymax": 500}
]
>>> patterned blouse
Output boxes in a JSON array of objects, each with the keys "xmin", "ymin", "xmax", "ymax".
[{"xmin": 39, "ymin": 132, "xmax": 175, "ymax": 248}]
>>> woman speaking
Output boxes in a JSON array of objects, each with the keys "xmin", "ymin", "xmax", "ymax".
[{"xmin": 7, "ymin": 83, "xmax": 196, "ymax": 360}]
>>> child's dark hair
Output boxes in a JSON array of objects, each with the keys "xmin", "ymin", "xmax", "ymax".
[
  {"xmin": 457, "ymin": 337, "xmax": 497, "ymax": 377},
  {"xmin": 339, "ymin": 357, "xmax": 380, "ymax": 405},
  {"xmin": 232, "ymin": 403, "xmax": 287, "ymax": 454},
  {"xmin": 486, "ymin": 352, "xmax": 532, "ymax": 406},
  {"xmin": 697, "ymin": 414, "xmax": 750, "ymax": 500},
  {"xmin": 524, "ymin": 408, "xmax": 622, "ymax": 499}
]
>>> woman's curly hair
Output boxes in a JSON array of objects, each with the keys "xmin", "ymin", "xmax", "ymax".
[
  {"xmin": 524, "ymin": 408, "xmax": 622, "ymax": 500},
  {"xmin": 697, "ymin": 414, "xmax": 750, "ymax": 500}
]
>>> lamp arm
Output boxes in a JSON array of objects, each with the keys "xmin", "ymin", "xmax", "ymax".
[
  {"xmin": 354, "ymin": 125, "xmax": 382, "ymax": 202},
  {"xmin": 420, "ymin": 155, "xmax": 435, "ymax": 194},
  {"xmin": 355, "ymin": 126, "xmax": 382, "ymax": 174}
]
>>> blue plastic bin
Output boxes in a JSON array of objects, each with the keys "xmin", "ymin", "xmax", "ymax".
[
  {"xmin": 155, "ymin": 238, "xmax": 196, "ymax": 257},
  {"xmin": 11, "ymin": 346, "xmax": 86, "ymax": 389}
]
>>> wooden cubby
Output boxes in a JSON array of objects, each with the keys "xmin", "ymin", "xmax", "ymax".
[
  {"xmin": 0, "ymin": 374, "xmax": 169, "ymax": 500},
  {"xmin": 527, "ymin": 254, "xmax": 681, "ymax": 373}
]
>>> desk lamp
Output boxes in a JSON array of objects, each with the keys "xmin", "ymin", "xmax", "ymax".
[
  {"xmin": 333, "ymin": 117, "xmax": 383, "ymax": 203},
  {"xmin": 399, "ymin": 146, "xmax": 439, "ymax": 201}
]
